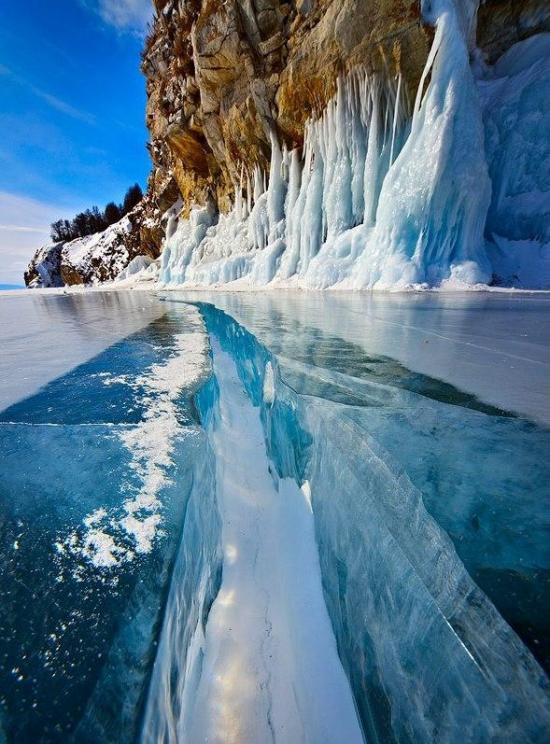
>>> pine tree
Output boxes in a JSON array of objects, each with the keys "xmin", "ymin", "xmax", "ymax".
[
  {"xmin": 90, "ymin": 206, "xmax": 107, "ymax": 233},
  {"xmin": 49, "ymin": 183, "xmax": 144, "ymax": 242},
  {"xmin": 63, "ymin": 220, "xmax": 74, "ymax": 240},
  {"xmin": 72, "ymin": 212, "xmax": 88, "ymax": 238},
  {"xmin": 122, "ymin": 183, "xmax": 143, "ymax": 215},
  {"xmin": 50, "ymin": 220, "xmax": 65, "ymax": 242},
  {"xmin": 104, "ymin": 202, "xmax": 121, "ymax": 225}
]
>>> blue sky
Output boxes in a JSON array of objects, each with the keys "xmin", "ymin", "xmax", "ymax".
[{"xmin": 0, "ymin": 0, "xmax": 153, "ymax": 284}]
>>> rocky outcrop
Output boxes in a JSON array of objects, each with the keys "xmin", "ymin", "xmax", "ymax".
[
  {"xmin": 141, "ymin": 0, "xmax": 431, "ymax": 215},
  {"xmin": 24, "ymin": 200, "xmax": 162, "ymax": 287},
  {"xmin": 24, "ymin": 243, "xmax": 65, "ymax": 288},
  {"xmin": 141, "ymin": 0, "xmax": 549, "ymax": 228},
  {"xmin": 477, "ymin": 0, "xmax": 550, "ymax": 63},
  {"xmin": 24, "ymin": 0, "xmax": 550, "ymax": 286}
]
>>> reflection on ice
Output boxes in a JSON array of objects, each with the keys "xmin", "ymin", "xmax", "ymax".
[
  {"xmin": 182, "ymin": 290, "xmax": 550, "ymax": 426},
  {"xmin": 0, "ymin": 290, "xmax": 165, "ymax": 411},
  {"xmin": 0, "ymin": 290, "xmax": 548, "ymax": 743},
  {"xmin": 189, "ymin": 302, "xmax": 549, "ymax": 743}
]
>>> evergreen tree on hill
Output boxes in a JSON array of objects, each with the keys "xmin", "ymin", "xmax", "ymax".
[
  {"xmin": 49, "ymin": 184, "xmax": 143, "ymax": 243},
  {"xmin": 122, "ymin": 184, "xmax": 143, "ymax": 215},
  {"xmin": 104, "ymin": 202, "xmax": 121, "ymax": 225}
]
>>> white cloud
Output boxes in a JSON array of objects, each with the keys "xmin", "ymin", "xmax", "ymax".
[
  {"xmin": 0, "ymin": 192, "xmax": 79, "ymax": 285},
  {"xmin": 34, "ymin": 91, "xmax": 96, "ymax": 125},
  {"xmin": 93, "ymin": 0, "xmax": 153, "ymax": 34}
]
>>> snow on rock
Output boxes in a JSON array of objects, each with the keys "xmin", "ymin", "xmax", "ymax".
[
  {"xmin": 24, "ymin": 243, "xmax": 64, "ymax": 288},
  {"xmin": 24, "ymin": 204, "xmax": 159, "ymax": 288},
  {"xmin": 55, "ymin": 216, "xmax": 132, "ymax": 285},
  {"xmin": 159, "ymin": 19, "xmax": 550, "ymax": 290}
]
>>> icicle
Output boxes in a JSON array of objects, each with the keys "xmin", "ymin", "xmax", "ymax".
[
  {"xmin": 161, "ymin": 36, "xmax": 504, "ymax": 291},
  {"xmin": 322, "ymin": 77, "xmax": 354, "ymax": 240},
  {"xmin": 253, "ymin": 166, "xmax": 264, "ymax": 203},
  {"xmin": 352, "ymin": 0, "xmax": 492, "ymax": 288},
  {"xmin": 246, "ymin": 173, "xmax": 252, "ymax": 216},
  {"xmin": 389, "ymin": 74, "xmax": 402, "ymax": 166},
  {"xmin": 234, "ymin": 165, "xmax": 244, "ymax": 223},
  {"xmin": 363, "ymin": 83, "xmax": 380, "ymax": 226},
  {"xmin": 266, "ymin": 128, "xmax": 286, "ymax": 240},
  {"xmin": 278, "ymin": 147, "xmax": 307, "ymax": 279},
  {"xmin": 349, "ymin": 73, "xmax": 368, "ymax": 225}
]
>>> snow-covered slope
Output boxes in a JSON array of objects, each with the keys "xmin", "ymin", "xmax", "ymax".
[
  {"xmin": 24, "ymin": 243, "xmax": 64, "ymax": 288},
  {"xmin": 25, "ymin": 210, "xmax": 156, "ymax": 288},
  {"xmin": 60, "ymin": 216, "xmax": 134, "ymax": 285}
]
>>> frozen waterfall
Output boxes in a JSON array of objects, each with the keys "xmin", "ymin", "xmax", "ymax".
[{"xmin": 159, "ymin": 0, "xmax": 550, "ymax": 289}]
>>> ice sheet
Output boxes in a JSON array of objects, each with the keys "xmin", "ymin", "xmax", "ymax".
[
  {"xmin": 169, "ymin": 337, "xmax": 363, "ymax": 743},
  {"xmin": 162, "ymin": 290, "xmax": 550, "ymax": 427},
  {"xmin": 0, "ymin": 290, "xmax": 165, "ymax": 411}
]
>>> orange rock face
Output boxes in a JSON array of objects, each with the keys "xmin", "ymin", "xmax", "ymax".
[
  {"xmin": 141, "ymin": 0, "xmax": 548, "ymax": 227},
  {"xmin": 142, "ymin": 0, "xmax": 432, "ymax": 216}
]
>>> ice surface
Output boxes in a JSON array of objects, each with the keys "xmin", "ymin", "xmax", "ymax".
[
  {"xmin": 1, "ymin": 291, "xmax": 548, "ymax": 741},
  {"xmin": 57, "ymin": 306, "xmax": 210, "ymax": 567},
  {"xmin": 173, "ymin": 290, "xmax": 550, "ymax": 427},
  {"xmin": 191, "ymin": 302, "xmax": 549, "ymax": 743},
  {"xmin": 144, "ymin": 335, "xmax": 363, "ymax": 743},
  {"xmin": 0, "ymin": 299, "xmax": 211, "ymax": 741},
  {"xmin": 0, "ymin": 290, "xmax": 165, "ymax": 410}
]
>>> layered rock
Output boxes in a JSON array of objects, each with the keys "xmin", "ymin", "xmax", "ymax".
[{"xmin": 141, "ymin": 0, "xmax": 549, "ymax": 229}]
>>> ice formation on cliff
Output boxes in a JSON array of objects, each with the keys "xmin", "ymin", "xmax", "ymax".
[
  {"xmin": 160, "ymin": 1, "xmax": 550, "ymax": 290},
  {"xmin": 481, "ymin": 33, "xmax": 550, "ymax": 287}
]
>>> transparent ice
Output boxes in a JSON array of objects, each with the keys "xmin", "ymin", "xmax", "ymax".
[{"xmin": 1, "ymin": 291, "xmax": 548, "ymax": 742}]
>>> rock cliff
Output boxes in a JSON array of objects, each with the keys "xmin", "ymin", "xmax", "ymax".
[
  {"xmin": 141, "ymin": 0, "xmax": 548, "ymax": 223},
  {"xmin": 141, "ymin": 0, "xmax": 431, "ymax": 217},
  {"xmin": 25, "ymin": 0, "xmax": 549, "ymax": 286}
]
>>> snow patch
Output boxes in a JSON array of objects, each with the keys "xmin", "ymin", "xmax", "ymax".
[{"xmin": 58, "ymin": 306, "xmax": 211, "ymax": 571}]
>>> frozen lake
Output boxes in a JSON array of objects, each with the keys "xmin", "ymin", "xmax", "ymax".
[
  {"xmin": 3, "ymin": 289, "xmax": 549, "ymax": 424},
  {"xmin": 0, "ymin": 289, "xmax": 548, "ymax": 742}
]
